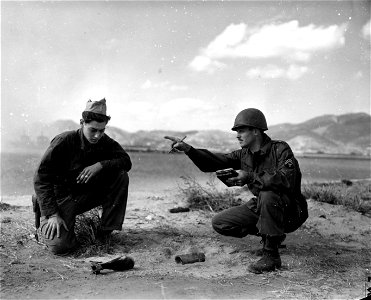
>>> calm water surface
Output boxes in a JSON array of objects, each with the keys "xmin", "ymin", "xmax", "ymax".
[{"xmin": 1, "ymin": 151, "xmax": 370, "ymax": 195}]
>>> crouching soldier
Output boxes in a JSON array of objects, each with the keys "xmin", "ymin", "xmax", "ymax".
[
  {"xmin": 33, "ymin": 98, "xmax": 132, "ymax": 255},
  {"xmin": 165, "ymin": 108, "xmax": 308, "ymax": 273}
]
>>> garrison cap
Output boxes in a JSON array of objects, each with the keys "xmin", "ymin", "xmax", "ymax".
[{"xmin": 84, "ymin": 98, "xmax": 107, "ymax": 116}]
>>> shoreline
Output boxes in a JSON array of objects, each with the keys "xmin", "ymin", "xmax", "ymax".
[{"xmin": 2, "ymin": 148, "xmax": 371, "ymax": 160}]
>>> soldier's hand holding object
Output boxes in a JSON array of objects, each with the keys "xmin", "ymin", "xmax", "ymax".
[
  {"xmin": 226, "ymin": 170, "xmax": 254, "ymax": 186},
  {"xmin": 76, "ymin": 162, "xmax": 103, "ymax": 184},
  {"xmin": 164, "ymin": 136, "xmax": 190, "ymax": 153}
]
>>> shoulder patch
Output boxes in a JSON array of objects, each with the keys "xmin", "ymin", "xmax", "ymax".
[{"xmin": 284, "ymin": 158, "xmax": 294, "ymax": 168}]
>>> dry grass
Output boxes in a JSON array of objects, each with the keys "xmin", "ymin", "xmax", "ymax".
[
  {"xmin": 302, "ymin": 180, "xmax": 371, "ymax": 215},
  {"xmin": 73, "ymin": 207, "xmax": 116, "ymax": 257},
  {"xmin": 74, "ymin": 207, "xmax": 102, "ymax": 246},
  {"xmin": 0, "ymin": 202, "xmax": 18, "ymax": 211},
  {"xmin": 178, "ymin": 175, "xmax": 243, "ymax": 212},
  {"xmin": 179, "ymin": 175, "xmax": 371, "ymax": 216}
]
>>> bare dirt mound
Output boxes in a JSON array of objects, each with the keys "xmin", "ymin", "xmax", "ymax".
[{"xmin": 1, "ymin": 192, "xmax": 370, "ymax": 299}]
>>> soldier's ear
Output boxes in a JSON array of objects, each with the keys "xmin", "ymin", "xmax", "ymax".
[{"xmin": 80, "ymin": 119, "xmax": 84, "ymax": 126}]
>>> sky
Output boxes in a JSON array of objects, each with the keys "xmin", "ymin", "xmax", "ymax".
[{"xmin": 1, "ymin": 0, "xmax": 370, "ymax": 138}]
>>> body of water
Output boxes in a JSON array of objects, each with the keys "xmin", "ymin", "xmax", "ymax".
[{"xmin": 1, "ymin": 151, "xmax": 370, "ymax": 196}]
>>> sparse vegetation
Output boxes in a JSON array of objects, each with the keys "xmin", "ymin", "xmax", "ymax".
[
  {"xmin": 0, "ymin": 202, "xmax": 13, "ymax": 211},
  {"xmin": 179, "ymin": 176, "xmax": 371, "ymax": 216},
  {"xmin": 302, "ymin": 180, "xmax": 371, "ymax": 215},
  {"xmin": 74, "ymin": 207, "xmax": 114, "ymax": 256},
  {"xmin": 178, "ymin": 175, "xmax": 243, "ymax": 212},
  {"xmin": 74, "ymin": 207, "xmax": 102, "ymax": 246}
]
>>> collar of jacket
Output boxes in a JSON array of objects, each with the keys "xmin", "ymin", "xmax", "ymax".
[
  {"xmin": 78, "ymin": 128, "xmax": 106, "ymax": 151},
  {"xmin": 250, "ymin": 133, "xmax": 272, "ymax": 156},
  {"xmin": 78, "ymin": 128, "xmax": 90, "ymax": 150}
]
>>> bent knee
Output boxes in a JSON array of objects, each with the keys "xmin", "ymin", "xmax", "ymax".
[
  {"xmin": 42, "ymin": 234, "xmax": 77, "ymax": 255},
  {"xmin": 40, "ymin": 221, "xmax": 77, "ymax": 255},
  {"xmin": 48, "ymin": 242, "xmax": 74, "ymax": 255},
  {"xmin": 211, "ymin": 213, "xmax": 222, "ymax": 228},
  {"xmin": 259, "ymin": 191, "xmax": 281, "ymax": 205},
  {"xmin": 211, "ymin": 213, "xmax": 227, "ymax": 232}
]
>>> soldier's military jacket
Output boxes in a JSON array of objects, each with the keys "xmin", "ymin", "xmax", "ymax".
[
  {"xmin": 34, "ymin": 129, "xmax": 132, "ymax": 217},
  {"xmin": 186, "ymin": 134, "xmax": 308, "ymax": 228}
]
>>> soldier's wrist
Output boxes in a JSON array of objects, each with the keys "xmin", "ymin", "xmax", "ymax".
[
  {"xmin": 183, "ymin": 144, "xmax": 192, "ymax": 153},
  {"xmin": 48, "ymin": 212, "xmax": 58, "ymax": 218}
]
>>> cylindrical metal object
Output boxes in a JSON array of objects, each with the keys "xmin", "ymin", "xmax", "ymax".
[
  {"xmin": 91, "ymin": 256, "xmax": 135, "ymax": 274},
  {"xmin": 101, "ymin": 256, "xmax": 135, "ymax": 271},
  {"xmin": 175, "ymin": 253, "xmax": 205, "ymax": 265}
]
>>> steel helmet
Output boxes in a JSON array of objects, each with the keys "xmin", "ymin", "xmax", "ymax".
[{"xmin": 231, "ymin": 108, "xmax": 268, "ymax": 131}]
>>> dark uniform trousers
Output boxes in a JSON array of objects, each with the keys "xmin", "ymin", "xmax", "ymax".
[
  {"xmin": 212, "ymin": 190, "xmax": 301, "ymax": 238},
  {"xmin": 39, "ymin": 171, "xmax": 129, "ymax": 255}
]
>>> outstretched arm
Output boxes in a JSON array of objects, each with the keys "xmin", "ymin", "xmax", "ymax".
[
  {"xmin": 164, "ymin": 136, "xmax": 191, "ymax": 153},
  {"xmin": 164, "ymin": 136, "xmax": 240, "ymax": 172}
]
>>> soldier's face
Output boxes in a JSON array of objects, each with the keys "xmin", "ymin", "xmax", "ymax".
[
  {"xmin": 82, "ymin": 121, "xmax": 106, "ymax": 144},
  {"xmin": 236, "ymin": 127, "xmax": 255, "ymax": 148}
]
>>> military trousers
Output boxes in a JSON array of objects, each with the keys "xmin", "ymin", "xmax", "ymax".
[
  {"xmin": 39, "ymin": 170, "xmax": 129, "ymax": 255},
  {"xmin": 212, "ymin": 190, "xmax": 302, "ymax": 238}
]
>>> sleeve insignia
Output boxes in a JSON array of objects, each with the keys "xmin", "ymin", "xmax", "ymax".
[{"xmin": 284, "ymin": 158, "xmax": 294, "ymax": 168}]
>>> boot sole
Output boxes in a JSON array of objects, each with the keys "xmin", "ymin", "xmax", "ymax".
[{"xmin": 248, "ymin": 264, "xmax": 281, "ymax": 274}]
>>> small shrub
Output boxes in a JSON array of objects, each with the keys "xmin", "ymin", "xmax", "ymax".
[
  {"xmin": 302, "ymin": 180, "xmax": 371, "ymax": 215},
  {"xmin": 178, "ymin": 175, "xmax": 243, "ymax": 212},
  {"xmin": 75, "ymin": 207, "xmax": 102, "ymax": 246},
  {"xmin": 0, "ymin": 202, "xmax": 13, "ymax": 211},
  {"xmin": 73, "ymin": 206, "xmax": 117, "ymax": 257}
]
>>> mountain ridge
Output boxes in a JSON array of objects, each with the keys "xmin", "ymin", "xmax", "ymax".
[{"xmin": 4, "ymin": 112, "xmax": 371, "ymax": 155}]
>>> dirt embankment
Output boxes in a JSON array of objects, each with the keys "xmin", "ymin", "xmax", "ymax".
[{"xmin": 1, "ymin": 191, "xmax": 370, "ymax": 299}]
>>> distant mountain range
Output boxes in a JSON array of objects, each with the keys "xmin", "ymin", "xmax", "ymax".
[{"xmin": 5, "ymin": 112, "xmax": 371, "ymax": 155}]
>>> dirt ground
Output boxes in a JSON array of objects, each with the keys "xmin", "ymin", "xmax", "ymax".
[{"xmin": 1, "ymin": 189, "xmax": 370, "ymax": 300}]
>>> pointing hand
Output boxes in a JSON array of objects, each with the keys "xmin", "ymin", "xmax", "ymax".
[{"xmin": 164, "ymin": 136, "xmax": 191, "ymax": 153}]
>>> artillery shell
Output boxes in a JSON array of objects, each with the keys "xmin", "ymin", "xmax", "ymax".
[{"xmin": 175, "ymin": 253, "xmax": 205, "ymax": 265}]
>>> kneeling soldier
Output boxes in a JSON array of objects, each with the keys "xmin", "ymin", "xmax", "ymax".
[
  {"xmin": 165, "ymin": 108, "xmax": 308, "ymax": 273},
  {"xmin": 33, "ymin": 98, "xmax": 132, "ymax": 255}
]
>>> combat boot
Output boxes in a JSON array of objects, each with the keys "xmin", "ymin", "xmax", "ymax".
[
  {"xmin": 250, "ymin": 235, "xmax": 266, "ymax": 256},
  {"xmin": 248, "ymin": 249, "xmax": 282, "ymax": 273},
  {"xmin": 248, "ymin": 235, "xmax": 283, "ymax": 273},
  {"xmin": 251, "ymin": 234, "xmax": 286, "ymax": 256}
]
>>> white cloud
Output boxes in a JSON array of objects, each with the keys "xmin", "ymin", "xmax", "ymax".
[
  {"xmin": 190, "ymin": 20, "xmax": 347, "ymax": 72},
  {"xmin": 361, "ymin": 19, "xmax": 370, "ymax": 39},
  {"xmin": 204, "ymin": 23, "xmax": 246, "ymax": 58},
  {"xmin": 247, "ymin": 66, "xmax": 284, "ymax": 79},
  {"xmin": 286, "ymin": 65, "xmax": 309, "ymax": 80},
  {"xmin": 246, "ymin": 64, "xmax": 308, "ymax": 80},
  {"xmin": 188, "ymin": 55, "xmax": 226, "ymax": 73}
]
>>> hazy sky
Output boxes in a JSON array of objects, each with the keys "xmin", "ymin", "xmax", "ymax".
[{"xmin": 2, "ymin": 0, "xmax": 370, "ymax": 135}]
